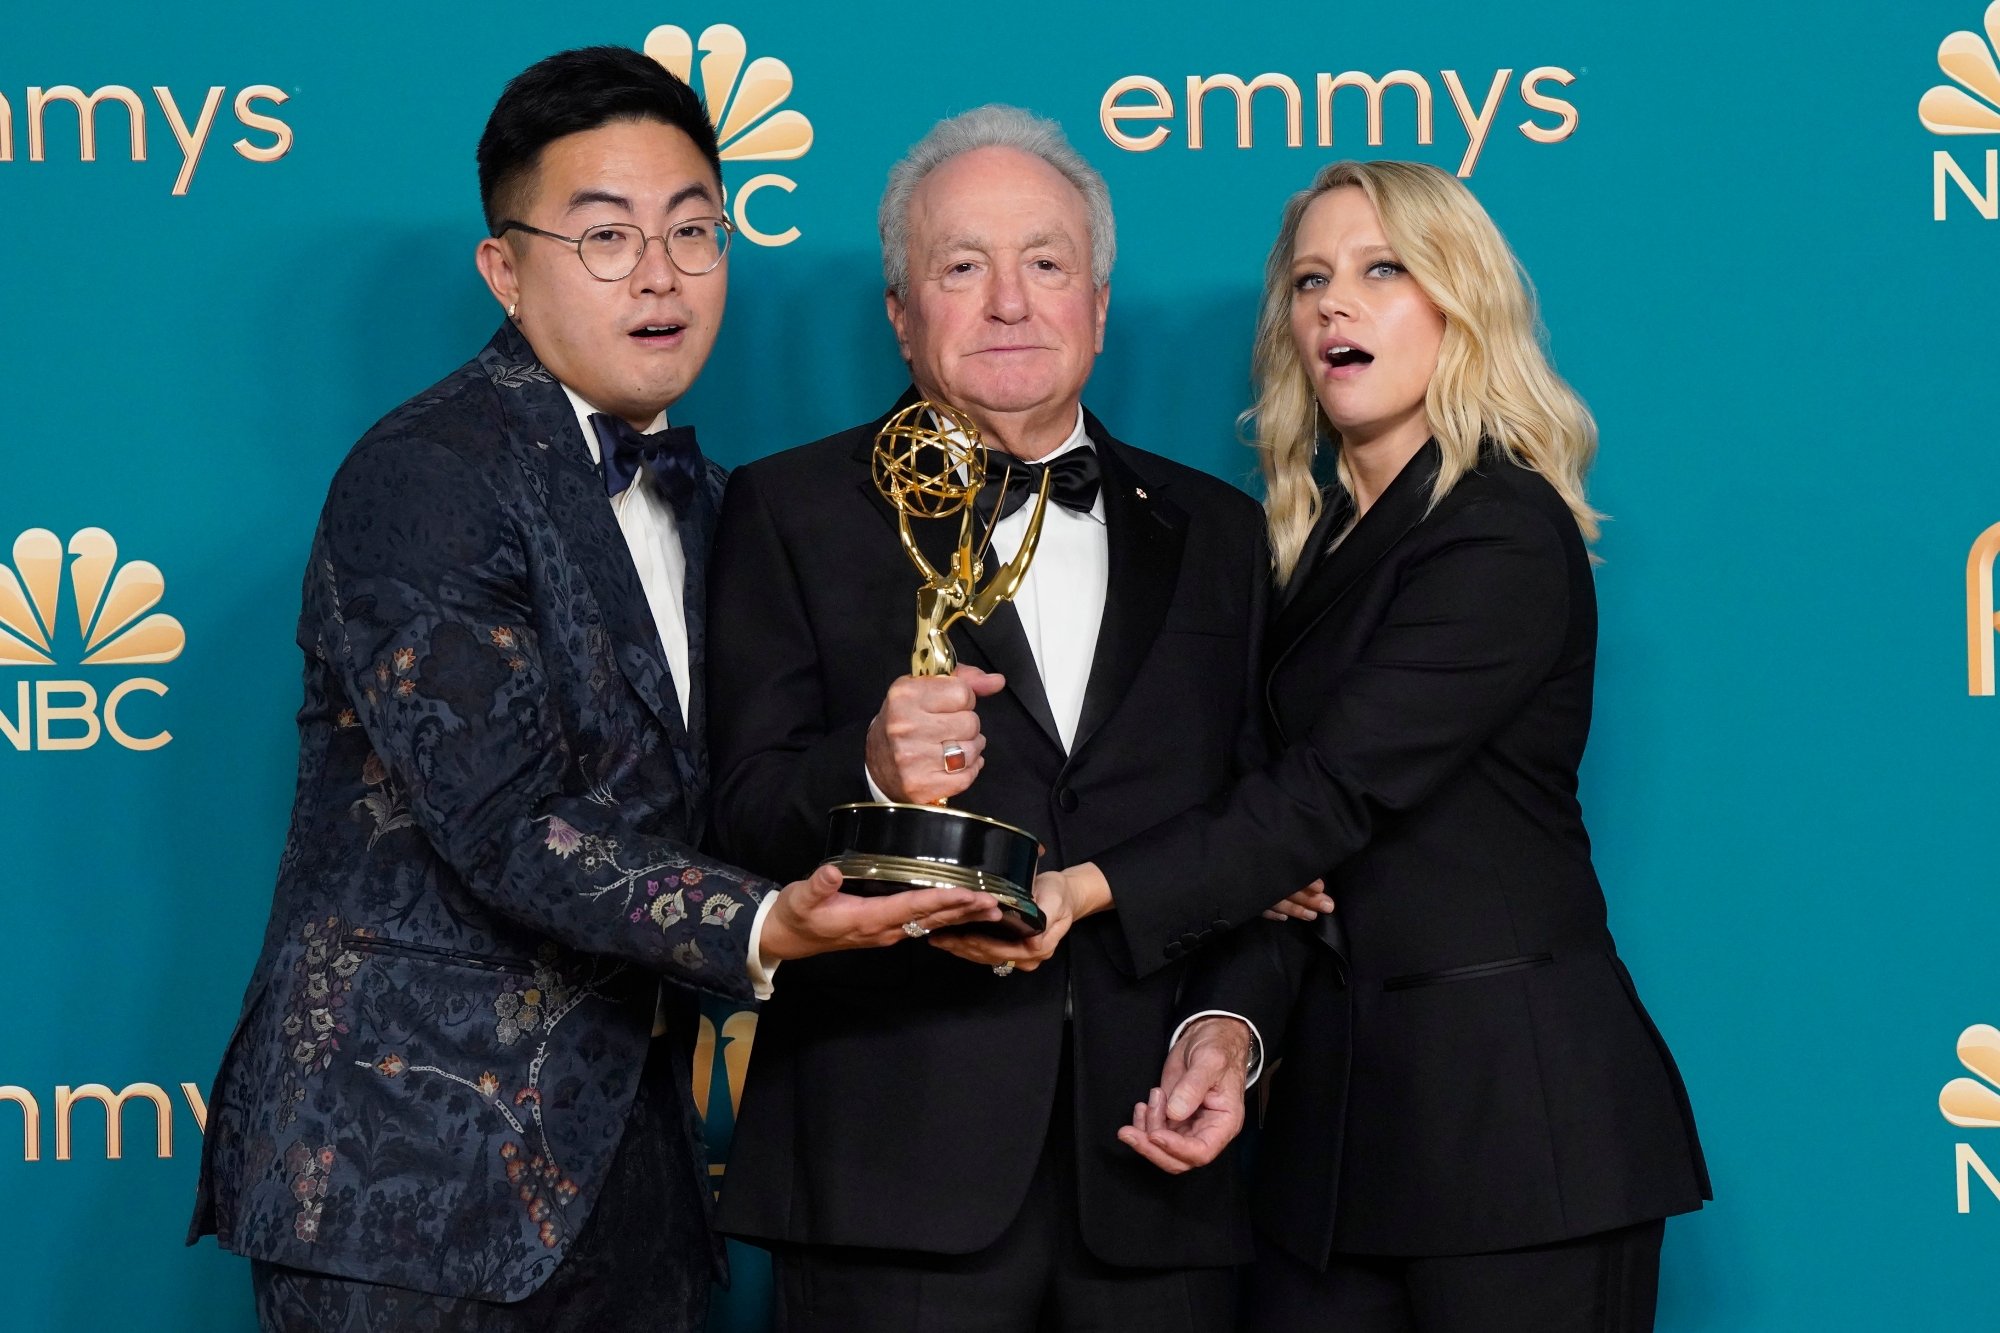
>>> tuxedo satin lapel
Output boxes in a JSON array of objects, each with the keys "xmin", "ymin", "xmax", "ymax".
[
  {"xmin": 957, "ymin": 602, "xmax": 1061, "ymax": 751},
  {"xmin": 487, "ymin": 324, "xmax": 692, "ymax": 750},
  {"xmin": 1069, "ymin": 434, "xmax": 1185, "ymax": 758},
  {"xmin": 1267, "ymin": 438, "xmax": 1439, "ymax": 672},
  {"xmin": 1278, "ymin": 486, "xmax": 1355, "ymax": 609},
  {"xmin": 851, "ymin": 391, "xmax": 1063, "ymax": 749},
  {"xmin": 676, "ymin": 463, "xmax": 725, "ymax": 792}
]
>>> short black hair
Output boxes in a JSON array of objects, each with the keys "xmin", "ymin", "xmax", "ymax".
[{"xmin": 476, "ymin": 45, "xmax": 722, "ymax": 234}]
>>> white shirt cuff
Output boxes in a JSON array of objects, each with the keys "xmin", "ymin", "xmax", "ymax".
[
  {"xmin": 1170, "ymin": 1010, "xmax": 1265, "ymax": 1087},
  {"xmin": 746, "ymin": 890, "xmax": 783, "ymax": 1000},
  {"xmin": 864, "ymin": 762, "xmax": 893, "ymax": 804}
]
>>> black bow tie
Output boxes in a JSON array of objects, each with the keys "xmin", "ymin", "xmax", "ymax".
[
  {"xmin": 976, "ymin": 445, "xmax": 1102, "ymax": 522},
  {"xmin": 590, "ymin": 413, "xmax": 703, "ymax": 514}
]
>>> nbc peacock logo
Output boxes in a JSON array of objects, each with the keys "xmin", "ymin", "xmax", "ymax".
[
  {"xmin": 644, "ymin": 22, "xmax": 814, "ymax": 247},
  {"xmin": 1922, "ymin": 2, "xmax": 2000, "ymax": 218},
  {"xmin": 1941, "ymin": 1025, "xmax": 2000, "ymax": 1211},
  {"xmin": 0, "ymin": 528, "xmax": 184, "ymax": 752}
]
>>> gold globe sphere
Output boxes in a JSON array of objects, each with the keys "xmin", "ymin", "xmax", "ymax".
[{"xmin": 872, "ymin": 401, "xmax": 988, "ymax": 520}]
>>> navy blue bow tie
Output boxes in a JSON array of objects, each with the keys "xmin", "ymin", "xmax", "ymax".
[
  {"xmin": 589, "ymin": 413, "xmax": 703, "ymax": 514},
  {"xmin": 976, "ymin": 445, "xmax": 1102, "ymax": 522}
]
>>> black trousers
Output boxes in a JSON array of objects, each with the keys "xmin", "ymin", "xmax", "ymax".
[
  {"xmin": 771, "ymin": 1033, "xmax": 1233, "ymax": 1333},
  {"xmin": 251, "ymin": 1036, "xmax": 709, "ymax": 1333},
  {"xmin": 1243, "ymin": 1219, "xmax": 1666, "ymax": 1333}
]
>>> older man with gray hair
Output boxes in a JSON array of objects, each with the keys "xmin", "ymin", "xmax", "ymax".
[{"xmin": 706, "ymin": 105, "xmax": 1271, "ymax": 1331}]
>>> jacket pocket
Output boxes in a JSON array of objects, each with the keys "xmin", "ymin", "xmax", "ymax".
[
  {"xmin": 1382, "ymin": 952, "xmax": 1554, "ymax": 992},
  {"xmin": 338, "ymin": 933, "xmax": 536, "ymax": 975}
]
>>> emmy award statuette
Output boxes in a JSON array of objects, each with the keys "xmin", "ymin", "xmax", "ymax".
[{"xmin": 821, "ymin": 401, "xmax": 1054, "ymax": 938}]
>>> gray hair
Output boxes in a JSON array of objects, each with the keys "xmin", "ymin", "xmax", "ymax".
[{"xmin": 878, "ymin": 104, "xmax": 1116, "ymax": 298}]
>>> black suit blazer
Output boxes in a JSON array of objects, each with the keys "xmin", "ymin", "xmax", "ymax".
[
  {"xmin": 706, "ymin": 396, "xmax": 1270, "ymax": 1265},
  {"xmin": 1101, "ymin": 440, "xmax": 1710, "ymax": 1262}
]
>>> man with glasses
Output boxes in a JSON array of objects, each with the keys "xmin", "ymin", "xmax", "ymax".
[{"xmin": 187, "ymin": 46, "xmax": 995, "ymax": 1333}]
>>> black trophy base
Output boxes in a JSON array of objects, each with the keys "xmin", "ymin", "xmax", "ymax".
[{"xmin": 823, "ymin": 801, "xmax": 1046, "ymax": 939}]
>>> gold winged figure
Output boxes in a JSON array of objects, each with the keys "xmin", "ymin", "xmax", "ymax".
[{"xmin": 871, "ymin": 401, "xmax": 1052, "ymax": 678}]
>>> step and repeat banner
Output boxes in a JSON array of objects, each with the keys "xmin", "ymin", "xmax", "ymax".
[{"xmin": 4, "ymin": 0, "xmax": 1999, "ymax": 1327}]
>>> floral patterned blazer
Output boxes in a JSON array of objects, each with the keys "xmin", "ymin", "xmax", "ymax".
[{"xmin": 188, "ymin": 322, "xmax": 776, "ymax": 1301}]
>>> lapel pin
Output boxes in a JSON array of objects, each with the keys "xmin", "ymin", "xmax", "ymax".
[{"xmin": 1135, "ymin": 487, "xmax": 1148, "ymax": 499}]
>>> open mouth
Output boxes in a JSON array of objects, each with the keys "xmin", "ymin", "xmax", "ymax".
[
  {"xmin": 631, "ymin": 321, "xmax": 686, "ymax": 343},
  {"xmin": 1324, "ymin": 344, "xmax": 1374, "ymax": 370}
]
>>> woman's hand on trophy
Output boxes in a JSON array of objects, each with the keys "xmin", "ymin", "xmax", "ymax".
[
  {"xmin": 1262, "ymin": 878, "xmax": 1335, "ymax": 922},
  {"xmin": 864, "ymin": 665, "xmax": 1006, "ymax": 804},
  {"xmin": 929, "ymin": 865, "xmax": 1112, "ymax": 971},
  {"xmin": 760, "ymin": 865, "xmax": 1002, "ymax": 962}
]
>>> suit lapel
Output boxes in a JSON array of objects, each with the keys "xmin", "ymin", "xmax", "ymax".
[
  {"xmin": 1267, "ymin": 438, "xmax": 1440, "ymax": 674},
  {"xmin": 957, "ymin": 605, "xmax": 1062, "ymax": 750},
  {"xmin": 1279, "ymin": 487, "xmax": 1355, "ymax": 608},
  {"xmin": 483, "ymin": 323, "xmax": 693, "ymax": 754},
  {"xmin": 677, "ymin": 463, "xmax": 724, "ymax": 777},
  {"xmin": 1068, "ymin": 422, "xmax": 1185, "ymax": 758},
  {"xmin": 852, "ymin": 390, "xmax": 1065, "ymax": 751}
]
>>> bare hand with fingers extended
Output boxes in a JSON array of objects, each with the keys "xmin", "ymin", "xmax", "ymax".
[
  {"xmin": 759, "ymin": 864, "xmax": 1002, "ymax": 962},
  {"xmin": 927, "ymin": 864, "xmax": 1110, "ymax": 971}
]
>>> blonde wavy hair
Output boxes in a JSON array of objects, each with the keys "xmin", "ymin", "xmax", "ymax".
[{"xmin": 1247, "ymin": 160, "xmax": 1601, "ymax": 581}]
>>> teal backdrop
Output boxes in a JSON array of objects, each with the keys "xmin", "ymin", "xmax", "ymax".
[{"xmin": 5, "ymin": 1, "xmax": 2000, "ymax": 1327}]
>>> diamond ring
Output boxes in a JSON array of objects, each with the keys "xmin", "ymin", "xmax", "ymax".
[
  {"xmin": 902, "ymin": 919, "xmax": 930, "ymax": 939},
  {"xmin": 992, "ymin": 962, "xmax": 1016, "ymax": 977}
]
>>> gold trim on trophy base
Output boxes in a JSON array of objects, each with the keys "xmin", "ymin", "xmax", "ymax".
[{"xmin": 826, "ymin": 851, "xmax": 1047, "ymax": 936}]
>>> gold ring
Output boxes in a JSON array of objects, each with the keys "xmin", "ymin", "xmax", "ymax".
[{"xmin": 942, "ymin": 742, "xmax": 967, "ymax": 773}]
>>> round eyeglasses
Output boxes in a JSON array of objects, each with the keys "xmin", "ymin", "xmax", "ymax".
[{"xmin": 494, "ymin": 217, "xmax": 733, "ymax": 280}]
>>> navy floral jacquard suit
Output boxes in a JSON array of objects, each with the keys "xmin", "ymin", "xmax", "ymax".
[{"xmin": 189, "ymin": 322, "xmax": 775, "ymax": 1305}]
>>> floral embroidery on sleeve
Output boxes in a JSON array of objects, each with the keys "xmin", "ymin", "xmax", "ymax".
[
  {"xmin": 700, "ymin": 895, "xmax": 744, "ymax": 928},
  {"xmin": 538, "ymin": 821, "xmax": 766, "ymax": 942},
  {"xmin": 542, "ymin": 816, "xmax": 582, "ymax": 859}
]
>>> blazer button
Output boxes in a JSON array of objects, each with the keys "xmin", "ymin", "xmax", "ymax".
[
  {"xmin": 1163, "ymin": 941, "xmax": 1186, "ymax": 961},
  {"xmin": 1056, "ymin": 787, "xmax": 1078, "ymax": 812}
]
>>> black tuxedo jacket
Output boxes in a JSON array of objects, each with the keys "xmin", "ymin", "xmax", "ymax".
[
  {"xmin": 1103, "ymin": 441, "xmax": 1710, "ymax": 1262},
  {"xmin": 706, "ymin": 396, "xmax": 1270, "ymax": 1265}
]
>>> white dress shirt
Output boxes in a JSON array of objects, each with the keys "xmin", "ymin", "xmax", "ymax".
[
  {"xmin": 560, "ymin": 387, "xmax": 781, "ymax": 1004},
  {"xmin": 984, "ymin": 412, "xmax": 1107, "ymax": 751}
]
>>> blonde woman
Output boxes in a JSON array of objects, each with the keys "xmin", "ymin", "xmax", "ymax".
[{"xmin": 958, "ymin": 161, "xmax": 1710, "ymax": 1330}]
